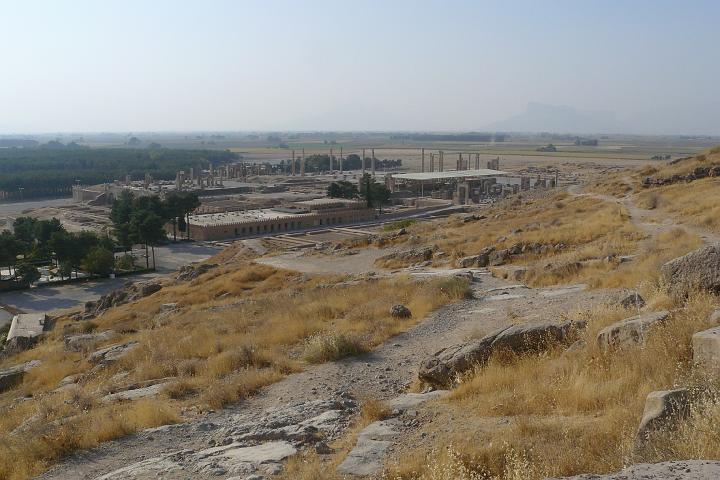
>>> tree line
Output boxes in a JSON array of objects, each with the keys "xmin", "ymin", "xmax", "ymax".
[
  {"xmin": 0, "ymin": 147, "xmax": 237, "ymax": 200},
  {"xmin": 279, "ymin": 154, "xmax": 402, "ymax": 173}
]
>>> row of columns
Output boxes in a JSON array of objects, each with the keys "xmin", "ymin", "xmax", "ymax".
[
  {"xmin": 286, "ymin": 148, "xmax": 378, "ymax": 177},
  {"xmin": 283, "ymin": 148, "xmax": 497, "ymax": 176}
]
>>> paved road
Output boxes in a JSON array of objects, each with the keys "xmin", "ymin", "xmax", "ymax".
[{"xmin": 0, "ymin": 243, "xmax": 220, "ymax": 315}]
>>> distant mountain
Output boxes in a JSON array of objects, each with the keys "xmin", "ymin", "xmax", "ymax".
[{"xmin": 487, "ymin": 102, "xmax": 620, "ymax": 134}]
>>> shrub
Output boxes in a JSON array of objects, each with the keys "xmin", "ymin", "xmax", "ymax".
[{"xmin": 303, "ymin": 333, "xmax": 367, "ymax": 363}]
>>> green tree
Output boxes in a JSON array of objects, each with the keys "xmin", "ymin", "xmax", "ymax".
[
  {"xmin": 130, "ymin": 210, "xmax": 166, "ymax": 268},
  {"xmin": 177, "ymin": 192, "xmax": 200, "ymax": 240},
  {"xmin": 34, "ymin": 218, "xmax": 64, "ymax": 248},
  {"xmin": 110, "ymin": 190, "xmax": 135, "ymax": 250},
  {"xmin": 58, "ymin": 260, "xmax": 73, "ymax": 280},
  {"xmin": 0, "ymin": 231, "xmax": 22, "ymax": 270},
  {"xmin": 327, "ymin": 181, "xmax": 358, "ymax": 199},
  {"xmin": 81, "ymin": 247, "xmax": 115, "ymax": 276},
  {"xmin": 163, "ymin": 192, "xmax": 184, "ymax": 242},
  {"xmin": 12, "ymin": 217, "xmax": 37, "ymax": 247},
  {"xmin": 15, "ymin": 262, "xmax": 40, "ymax": 286},
  {"xmin": 359, "ymin": 173, "xmax": 391, "ymax": 213}
]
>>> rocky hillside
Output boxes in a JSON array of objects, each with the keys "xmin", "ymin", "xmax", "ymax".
[{"xmin": 2, "ymin": 150, "xmax": 720, "ymax": 480}]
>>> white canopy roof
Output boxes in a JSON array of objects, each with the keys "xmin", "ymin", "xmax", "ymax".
[{"xmin": 391, "ymin": 169, "xmax": 508, "ymax": 181}]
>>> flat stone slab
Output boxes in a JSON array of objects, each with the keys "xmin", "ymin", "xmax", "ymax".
[
  {"xmin": 98, "ymin": 441, "xmax": 297, "ymax": 479},
  {"xmin": 7, "ymin": 313, "xmax": 47, "ymax": 342},
  {"xmin": 539, "ymin": 284, "xmax": 586, "ymax": 297},
  {"xmin": 551, "ymin": 459, "xmax": 720, "ymax": 479},
  {"xmin": 101, "ymin": 383, "xmax": 169, "ymax": 404},
  {"xmin": 88, "ymin": 341, "xmax": 139, "ymax": 366},
  {"xmin": 337, "ymin": 419, "xmax": 400, "ymax": 476},
  {"xmin": 484, "ymin": 293, "xmax": 525, "ymax": 301},
  {"xmin": 385, "ymin": 390, "xmax": 449, "ymax": 413},
  {"xmin": 484, "ymin": 284, "xmax": 528, "ymax": 294},
  {"xmin": 195, "ymin": 440, "xmax": 297, "ymax": 464}
]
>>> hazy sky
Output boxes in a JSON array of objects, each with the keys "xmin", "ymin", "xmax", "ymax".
[{"xmin": 1, "ymin": 0, "xmax": 719, "ymax": 134}]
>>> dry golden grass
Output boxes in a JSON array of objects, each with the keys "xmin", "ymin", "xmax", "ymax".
[
  {"xmin": 0, "ymin": 260, "xmax": 469, "ymax": 480},
  {"xmin": 397, "ymin": 193, "xmax": 639, "ymax": 265},
  {"xmin": 0, "ymin": 399, "xmax": 179, "ymax": 480},
  {"xmin": 635, "ymin": 177, "xmax": 720, "ymax": 233},
  {"xmin": 386, "ymin": 290, "xmax": 718, "ymax": 479}
]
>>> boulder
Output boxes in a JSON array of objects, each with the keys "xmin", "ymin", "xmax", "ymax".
[
  {"xmin": 0, "ymin": 360, "xmax": 41, "ymax": 393},
  {"xmin": 64, "ymin": 330, "xmax": 116, "ymax": 352},
  {"xmin": 692, "ymin": 326, "xmax": 720, "ymax": 373},
  {"xmin": 378, "ymin": 247, "xmax": 434, "ymax": 264},
  {"xmin": 596, "ymin": 311, "xmax": 669, "ymax": 349},
  {"xmin": 488, "ymin": 249, "xmax": 509, "ymax": 266},
  {"xmin": 389, "ymin": 305, "xmax": 412, "ymax": 319},
  {"xmin": 88, "ymin": 341, "xmax": 139, "ymax": 366},
  {"xmin": 419, "ymin": 320, "xmax": 584, "ymax": 386},
  {"xmin": 662, "ymin": 244, "xmax": 720, "ymax": 296},
  {"xmin": 3, "ymin": 336, "xmax": 40, "ymax": 355},
  {"xmin": 456, "ymin": 255, "xmax": 479, "ymax": 268},
  {"xmin": 620, "ymin": 292, "xmax": 645, "ymax": 309},
  {"xmin": 635, "ymin": 389, "xmax": 691, "ymax": 451}
]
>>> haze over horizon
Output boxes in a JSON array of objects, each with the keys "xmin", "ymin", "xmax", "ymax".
[{"xmin": 2, "ymin": 0, "xmax": 719, "ymax": 135}]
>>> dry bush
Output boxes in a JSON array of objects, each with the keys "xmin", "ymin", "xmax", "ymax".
[
  {"xmin": 303, "ymin": 332, "xmax": 367, "ymax": 363},
  {"xmin": 361, "ymin": 398, "xmax": 392, "ymax": 424}
]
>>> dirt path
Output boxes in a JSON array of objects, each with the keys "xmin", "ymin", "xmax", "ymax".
[
  {"xmin": 39, "ymin": 266, "xmax": 614, "ymax": 480},
  {"xmin": 568, "ymin": 183, "xmax": 720, "ymax": 245}
]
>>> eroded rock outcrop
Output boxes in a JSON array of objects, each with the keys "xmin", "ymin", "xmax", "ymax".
[
  {"xmin": 84, "ymin": 281, "xmax": 162, "ymax": 317},
  {"xmin": 88, "ymin": 341, "xmax": 139, "ymax": 367},
  {"xmin": 175, "ymin": 263, "xmax": 218, "ymax": 282},
  {"xmin": 64, "ymin": 330, "xmax": 116, "ymax": 352},
  {"xmin": 419, "ymin": 321, "xmax": 584, "ymax": 386},
  {"xmin": 0, "ymin": 360, "xmax": 41, "ymax": 393},
  {"xmin": 662, "ymin": 244, "xmax": 720, "ymax": 297},
  {"xmin": 377, "ymin": 247, "xmax": 434, "ymax": 265}
]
